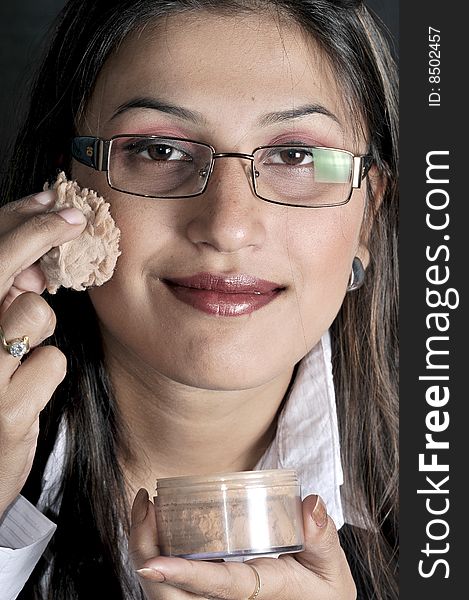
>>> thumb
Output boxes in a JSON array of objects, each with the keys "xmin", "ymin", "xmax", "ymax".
[
  {"xmin": 128, "ymin": 488, "xmax": 161, "ymax": 568},
  {"xmin": 294, "ymin": 494, "xmax": 350, "ymax": 581}
]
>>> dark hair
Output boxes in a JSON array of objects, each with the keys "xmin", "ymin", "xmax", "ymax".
[{"xmin": 0, "ymin": 1, "xmax": 398, "ymax": 598}]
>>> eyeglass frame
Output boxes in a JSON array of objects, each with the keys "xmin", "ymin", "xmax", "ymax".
[{"xmin": 71, "ymin": 134, "xmax": 373, "ymax": 209}]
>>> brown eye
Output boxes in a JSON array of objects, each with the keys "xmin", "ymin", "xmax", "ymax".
[
  {"xmin": 147, "ymin": 144, "xmax": 174, "ymax": 160},
  {"xmin": 263, "ymin": 147, "xmax": 314, "ymax": 166},
  {"xmin": 278, "ymin": 149, "xmax": 309, "ymax": 165}
]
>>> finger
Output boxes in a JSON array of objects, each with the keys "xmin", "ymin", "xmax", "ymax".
[
  {"xmin": 129, "ymin": 490, "xmax": 199, "ymax": 599},
  {"xmin": 0, "ymin": 292, "xmax": 56, "ymax": 382},
  {"xmin": 128, "ymin": 488, "xmax": 161, "ymax": 567},
  {"xmin": 0, "ymin": 191, "xmax": 54, "ymax": 310},
  {"xmin": 5, "ymin": 344, "xmax": 67, "ymax": 431},
  {"xmin": 0, "ymin": 190, "xmax": 56, "ymax": 229},
  {"xmin": 0, "ymin": 206, "xmax": 86, "ymax": 302},
  {"xmin": 294, "ymin": 495, "xmax": 353, "ymax": 584},
  {"xmin": 1, "ymin": 264, "xmax": 47, "ymax": 317},
  {"xmin": 12, "ymin": 263, "xmax": 47, "ymax": 295},
  {"xmin": 136, "ymin": 554, "xmax": 285, "ymax": 599},
  {"xmin": 0, "ymin": 342, "xmax": 66, "ymax": 517}
]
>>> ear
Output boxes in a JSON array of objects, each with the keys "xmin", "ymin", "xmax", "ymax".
[{"xmin": 357, "ymin": 165, "xmax": 386, "ymax": 270}]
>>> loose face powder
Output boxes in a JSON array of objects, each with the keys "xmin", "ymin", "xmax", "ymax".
[{"xmin": 154, "ymin": 469, "xmax": 305, "ymax": 560}]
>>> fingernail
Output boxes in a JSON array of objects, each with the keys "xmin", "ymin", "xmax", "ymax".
[
  {"xmin": 135, "ymin": 567, "xmax": 165, "ymax": 582},
  {"xmin": 311, "ymin": 495, "xmax": 328, "ymax": 528},
  {"xmin": 34, "ymin": 190, "xmax": 56, "ymax": 205},
  {"xmin": 131, "ymin": 488, "xmax": 149, "ymax": 526},
  {"xmin": 56, "ymin": 207, "xmax": 86, "ymax": 224}
]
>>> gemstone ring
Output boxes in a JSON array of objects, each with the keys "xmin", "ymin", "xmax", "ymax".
[{"xmin": 0, "ymin": 325, "xmax": 31, "ymax": 359}]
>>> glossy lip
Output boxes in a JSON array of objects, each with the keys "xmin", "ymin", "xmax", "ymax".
[{"xmin": 162, "ymin": 273, "xmax": 286, "ymax": 317}]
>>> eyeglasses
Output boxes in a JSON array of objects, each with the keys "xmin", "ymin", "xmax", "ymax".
[{"xmin": 71, "ymin": 135, "xmax": 372, "ymax": 208}]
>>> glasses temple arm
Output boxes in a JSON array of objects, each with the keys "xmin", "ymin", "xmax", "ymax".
[
  {"xmin": 71, "ymin": 137, "xmax": 109, "ymax": 171},
  {"xmin": 352, "ymin": 154, "xmax": 374, "ymax": 189}
]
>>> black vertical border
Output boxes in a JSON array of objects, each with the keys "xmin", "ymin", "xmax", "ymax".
[{"xmin": 400, "ymin": 2, "xmax": 466, "ymax": 597}]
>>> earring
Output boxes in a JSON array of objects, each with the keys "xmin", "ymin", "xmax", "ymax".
[{"xmin": 346, "ymin": 257, "xmax": 365, "ymax": 292}]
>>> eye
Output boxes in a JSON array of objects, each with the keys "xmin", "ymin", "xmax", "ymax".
[
  {"xmin": 125, "ymin": 140, "xmax": 192, "ymax": 162},
  {"xmin": 264, "ymin": 147, "xmax": 314, "ymax": 166},
  {"xmin": 141, "ymin": 143, "xmax": 190, "ymax": 161}
]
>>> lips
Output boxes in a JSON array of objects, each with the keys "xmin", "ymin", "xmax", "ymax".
[{"xmin": 162, "ymin": 273, "xmax": 285, "ymax": 316}]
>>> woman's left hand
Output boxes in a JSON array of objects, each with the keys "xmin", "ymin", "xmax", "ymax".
[{"xmin": 128, "ymin": 488, "xmax": 356, "ymax": 600}]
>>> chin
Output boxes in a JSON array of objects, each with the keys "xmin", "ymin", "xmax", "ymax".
[
  {"xmin": 149, "ymin": 350, "xmax": 285, "ymax": 392},
  {"xmin": 166, "ymin": 362, "xmax": 275, "ymax": 391}
]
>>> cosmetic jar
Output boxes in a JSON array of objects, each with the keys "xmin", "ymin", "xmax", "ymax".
[{"xmin": 154, "ymin": 468, "xmax": 305, "ymax": 560}]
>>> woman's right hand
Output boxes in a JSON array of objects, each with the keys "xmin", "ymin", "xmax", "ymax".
[{"xmin": 0, "ymin": 189, "xmax": 86, "ymax": 518}]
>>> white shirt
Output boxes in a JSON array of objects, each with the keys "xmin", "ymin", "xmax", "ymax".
[{"xmin": 0, "ymin": 331, "xmax": 345, "ymax": 599}]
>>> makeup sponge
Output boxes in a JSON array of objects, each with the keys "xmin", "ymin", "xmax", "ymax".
[{"xmin": 39, "ymin": 171, "xmax": 121, "ymax": 294}]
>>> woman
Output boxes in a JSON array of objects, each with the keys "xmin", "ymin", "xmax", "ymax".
[{"xmin": 0, "ymin": 0, "xmax": 398, "ymax": 598}]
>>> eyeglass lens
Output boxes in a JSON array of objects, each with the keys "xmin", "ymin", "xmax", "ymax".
[
  {"xmin": 108, "ymin": 137, "xmax": 212, "ymax": 198},
  {"xmin": 108, "ymin": 137, "xmax": 353, "ymax": 205},
  {"xmin": 253, "ymin": 146, "xmax": 352, "ymax": 206}
]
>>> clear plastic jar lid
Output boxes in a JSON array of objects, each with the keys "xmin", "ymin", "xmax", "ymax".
[{"xmin": 155, "ymin": 468, "xmax": 299, "ymax": 494}]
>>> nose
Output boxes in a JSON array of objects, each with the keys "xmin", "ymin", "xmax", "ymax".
[{"xmin": 185, "ymin": 158, "xmax": 266, "ymax": 254}]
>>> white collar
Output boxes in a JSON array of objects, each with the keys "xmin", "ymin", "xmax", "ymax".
[
  {"xmin": 254, "ymin": 331, "xmax": 345, "ymax": 529},
  {"xmin": 40, "ymin": 332, "xmax": 345, "ymax": 528}
]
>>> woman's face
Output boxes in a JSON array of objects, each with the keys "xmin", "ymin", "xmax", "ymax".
[{"xmin": 74, "ymin": 11, "xmax": 370, "ymax": 390}]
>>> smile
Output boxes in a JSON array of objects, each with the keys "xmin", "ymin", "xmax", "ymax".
[{"xmin": 162, "ymin": 272, "xmax": 286, "ymax": 317}]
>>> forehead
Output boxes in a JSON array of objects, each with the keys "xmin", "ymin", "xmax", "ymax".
[{"xmin": 84, "ymin": 11, "xmax": 357, "ymax": 144}]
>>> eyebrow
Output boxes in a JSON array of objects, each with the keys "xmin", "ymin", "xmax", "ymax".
[
  {"xmin": 256, "ymin": 104, "xmax": 341, "ymax": 127},
  {"xmin": 110, "ymin": 97, "xmax": 341, "ymax": 128},
  {"xmin": 111, "ymin": 97, "xmax": 207, "ymax": 124}
]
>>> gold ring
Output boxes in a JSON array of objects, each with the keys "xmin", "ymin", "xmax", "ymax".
[
  {"xmin": 246, "ymin": 564, "xmax": 261, "ymax": 600},
  {"xmin": 0, "ymin": 325, "xmax": 30, "ymax": 359}
]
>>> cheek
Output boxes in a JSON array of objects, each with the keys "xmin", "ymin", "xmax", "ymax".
[
  {"xmin": 72, "ymin": 161, "xmax": 177, "ymax": 271},
  {"xmin": 72, "ymin": 165, "xmax": 107, "ymax": 199},
  {"xmin": 284, "ymin": 201, "xmax": 363, "ymax": 343}
]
